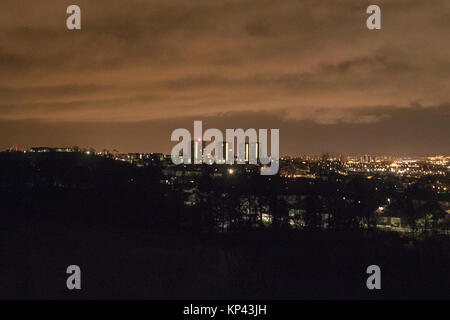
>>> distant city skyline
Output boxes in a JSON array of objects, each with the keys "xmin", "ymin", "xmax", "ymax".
[
  {"xmin": 5, "ymin": 143, "xmax": 450, "ymax": 159},
  {"xmin": 1, "ymin": 103, "xmax": 449, "ymax": 156}
]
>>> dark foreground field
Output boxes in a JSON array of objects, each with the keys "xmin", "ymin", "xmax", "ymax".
[
  {"xmin": 0, "ymin": 153, "xmax": 448, "ymax": 299},
  {"xmin": 0, "ymin": 224, "xmax": 448, "ymax": 299}
]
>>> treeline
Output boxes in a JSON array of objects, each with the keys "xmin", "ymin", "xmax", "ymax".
[
  {"xmin": 176, "ymin": 170, "xmax": 449, "ymax": 235},
  {"xmin": 0, "ymin": 152, "xmax": 449, "ymax": 299},
  {"xmin": 0, "ymin": 152, "xmax": 448, "ymax": 236}
]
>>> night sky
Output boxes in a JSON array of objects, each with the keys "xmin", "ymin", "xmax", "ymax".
[{"xmin": 0, "ymin": 0, "xmax": 449, "ymax": 155}]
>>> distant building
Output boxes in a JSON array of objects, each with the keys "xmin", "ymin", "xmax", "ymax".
[{"xmin": 29, "ymin": 147, "xmax": 74, "ymax": 153}]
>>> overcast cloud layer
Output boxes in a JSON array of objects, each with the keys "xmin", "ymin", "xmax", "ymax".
[{"xmin": 0, "ymin": 0, "xmax": 449, "ymax": 154}]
